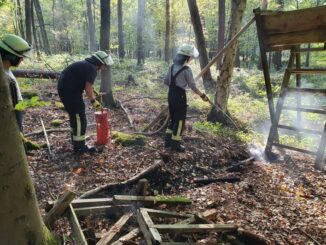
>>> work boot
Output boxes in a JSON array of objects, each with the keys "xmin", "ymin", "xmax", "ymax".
[
  {"xmin": 164, "ymin": 133, "xmax": 172, "ymax": 148},
  {"xmin": 171, "ymin": 140, "xmax": 185, "ymax": 152}
]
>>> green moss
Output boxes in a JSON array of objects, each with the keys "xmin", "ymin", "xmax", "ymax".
[
  {"xmin": 50, "ymin": 119, "xmax": 63, "ymax": 127},
  {"xmin": 21, "ymin": 134, "xmax": 41, "ymax": 151},
  {"xmin": 154, "ymin": 195, "xmax": 191, "ymax": 204},
  {"xmin": 111, "ymin": 131, "xmax": 146, "ymax": 146},
  {"xmin": 43, "ymin": 227, "xmax": 60, "ymax": 245},
  {"xmin": 21, "ymin": 90, "xmax": 38, "ymax": 99}
]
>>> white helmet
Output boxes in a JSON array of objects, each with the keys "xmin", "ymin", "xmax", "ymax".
[
  {"xmin": 177, "ymin": 44, "xmax": 199, "ymax": 58},
  {"xmin": 92, "ymin": 50, "xmax": 114, "ymax": 66}
]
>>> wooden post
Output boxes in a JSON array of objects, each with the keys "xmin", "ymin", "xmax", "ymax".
[
  {"xmin": 44, "ymin": 190, "xmax": 76, "ymax": 228},
  {"xmin": 315, "ymin": 123, "xmax": 326, "ymax": 170},
  {"xmin": 295, "ymin": 46, "xmax": 302, "ymax": 140},
  {"xmin": 136, "ymin": 178, "xmax": 149, "ymax": 196}
]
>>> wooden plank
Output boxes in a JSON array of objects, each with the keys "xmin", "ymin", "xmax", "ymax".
[
  {"xmin": 283, "ymin": 106, "xmax": 326, "ymax": 114},
  {"xmin": 136, "ymin": 210, "xmax": 153, "ymax": 245},
  {"xmin": 113, "ymin": 195, "xmax": 191, "ymax": 206},
  {"xmin": 272, "ymin": 143, "xmax": 316, "ymax": 155},
  {"xmin": 44, "ymin": 190, "xmax": 76, "ymax": 228},
  {"xmin": 151, "ymin": 224, "xmax": 237, "ymax": 233},
  {"xmin": 264, "ymin": 29, "xmax": 326, "ymax": 47},
  {"xmin": 47, "ymin": 198, "xmax": 113, "ymax": 210},
  {"xmin": 260, "ymin": 6, "xmax": 326, "ymax": 35},
  {"xmin": 142, "ymin": 208, "xmax": 192, "ymax": 219},
  {"xmin": 291, "ymin": 47, "xmax": 326, "ymax": 53},
  {"xmin": 287, "ymin": 68, "xmax": 326, "ymax": 74},
  {"xmin": 73, "ymin": 205, "xmax": 131, "ymax": 217},
  {"xmin": 140, "ymin": 209, "xmax": 162, "ymax": 243},
  {"xmin": 96, "ymin": 212, "xmax": 133, "ymax": 245},
  {"xmin": 277, "ymin": 124, "xmax": 322, "ymax": 135},
  {"xmin": 66, "ymin": 204, "xmax": 87, "ymax": 245},
  {"xmin": 111, "ymin": 228, "xmax": 140, "ymax": 245}
]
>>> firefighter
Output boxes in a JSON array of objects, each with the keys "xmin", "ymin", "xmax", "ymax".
[
  {"xmin": 57, "ymin": 51, "xmax": 113, "ymax": 153},
  {"xmin": 0, "ymin": 34, "xmax": 31, "ymax": 131},
  {"xmin": 164, "ymin": 44, "xmax": 208, "ymax": 152}
]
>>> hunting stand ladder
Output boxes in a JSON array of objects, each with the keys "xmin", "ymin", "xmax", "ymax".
[{"xmin": 254, "ymin": 6, "xmax": 326, "ymax": 170}]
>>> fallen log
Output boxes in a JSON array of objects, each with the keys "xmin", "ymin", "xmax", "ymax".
[
  {"xmin": 79, "ymin": 160, "xmax": 163, "ymax": 199},
  {"xmin": 226, "ymin": 157, "xmax": 254, "ymax": 172},
  {"xmin": 44, "ymin": 190, "xmax": 76, "ymax": 228},
  {"xmin": 194, "ymin": 176, "xmax": 240, "ymax": 185},
  {"xmin": 142, "ymin": 106, "xmax": 168, "ymax": 132},
  {"xmin": 116, "ymin": 99, "xmax": 134, "ymax": 128},
  {"xmin": 12, "ymin": 69, "xmax": 60, "ymax": 79}
]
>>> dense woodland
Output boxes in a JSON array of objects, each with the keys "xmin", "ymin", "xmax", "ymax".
[{"xmin": 1, "ymin": 0, "xmax": 326, "ymax": 244}]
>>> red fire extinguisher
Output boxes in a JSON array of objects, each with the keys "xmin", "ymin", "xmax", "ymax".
[{"xmin": 95, "ymin": 108, "xmax": 110, "ymax": 145}]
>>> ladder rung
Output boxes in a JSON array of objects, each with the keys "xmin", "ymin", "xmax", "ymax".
[
  {"xmin": 278, "ymin": 124, "xmax": 322, "ymax": 135},
  {"xmin": 283, "ymin": 106, "xmax": 326, "ymax": 114},
  {"xmin": 287, "ymin": 68, "xmax": 326, "ymax": 74},
  {"xmin": 272, "ymin": 143, "xmax": 316, "ymax": 155},
  {"xmin": 287, "ymin": 88, "xmax": 326, "ymax": 94}
]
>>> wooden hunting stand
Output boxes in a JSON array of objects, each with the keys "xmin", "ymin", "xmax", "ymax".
[{"xmin": 254, "ymin": 6, "xmax": 326, "ymax": 170}]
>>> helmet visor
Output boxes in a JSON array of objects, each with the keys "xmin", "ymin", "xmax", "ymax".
[{"xmin": 102, "ymin": 54, "xmax": 114, "ymax": 66}]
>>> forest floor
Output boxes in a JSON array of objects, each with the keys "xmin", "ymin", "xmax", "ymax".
[{"xmin": 22, "ymin": 80, "xmax": 326, "ymax": 245}]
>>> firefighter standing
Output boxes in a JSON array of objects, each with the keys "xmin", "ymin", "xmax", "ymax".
[
  {"xmin": 0, "ymin": 34, "xmax": 31, "ymax": 131},
  {"xmin": 164, "ymin": 44, "xmax": 208, "ymax": 152},
  {"xmin": 57, "ymin": 51, "xmax": 113, "ymax": 153}
]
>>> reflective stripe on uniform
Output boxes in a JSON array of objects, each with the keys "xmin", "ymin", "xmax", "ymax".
[
  {"xmin": 171, "ymin": 120, "xmax": 183, "ymax": 141},
  {"xmin": 73, "ymin": 114, "xmax": 85, "ymax": 141}
]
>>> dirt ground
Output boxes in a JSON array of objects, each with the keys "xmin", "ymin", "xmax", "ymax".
[{"xmin": 23, "ymin": 85, "xmax": 326, "ymax": 245}]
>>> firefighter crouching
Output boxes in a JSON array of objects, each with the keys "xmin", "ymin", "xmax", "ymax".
[
  {"xmin": 164, "ymin": 44, "xmax": 208, "ymax": 152},
  {"xmin": 57, "ymin": 51, "xmax": 113, "ymax": 153}
]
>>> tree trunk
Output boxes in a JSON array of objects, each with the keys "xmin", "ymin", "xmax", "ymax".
[
  {"xmin": 117, "ymin": 0, "xmax": 125, "ymax": 59},
  {"xmin": 0, "ymin": 56, "xmax": 54, "ymax": 245},
  {"xmin": 86, "ymin": 0, "xmax": 96, "ymax": 52},
  {"xmin": 187, "ymin": 0, "xmax": 214, "ymax": 92},
  {"xmin": 208, "ymin": 0, "xmax": 247, "ymax": 124},
  {"xmin": 17, "ymin": 0, "xmax": 25, "ymax": 39},
  {"xmin": 305, "ymin": 44, "xmax": 310, "ymax": 67},
  {"xmin": 164, "ymin": 0, "xmax": 170, "ymax": 63},
  {"xmin": 216, "ymin": 0, "xmax": 225, "ymax": 69},
  {"xmin": 137, "ymin": 0, "xmax": 145, "ymax": 66},
  {"xmin": 31, "ymin": 0, "xmax": 39, "ymax": 51},
  {"xmin": 33, "ymin": 0, "xmax": 50, "ymax": 54},
  {"xmin": 25, "ymin": 0, "xmax": 32, "ymax": 44},
  {"xmin": 100, "ymin": 0, "xmax": 116, "ymax": 108}
]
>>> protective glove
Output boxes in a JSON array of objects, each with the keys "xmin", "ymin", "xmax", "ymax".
[
  {"xmin": 91, "ymin": 99, "xmax": 102, "ymax": 110},
  {"xmin": 200, "ymin": 93, "xmax": 209, "ymax": 102}
]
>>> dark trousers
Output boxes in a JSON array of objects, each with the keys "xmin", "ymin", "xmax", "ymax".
[
  {"xmin": 15, "ymin": 110, "xmax": 23, "ymax": 132},
  {"xmin": 167, "ymin": 85, "xmax": 187, "ymax": 141},
  {"xmin": 59, "ymin": 94, "xmax": 87, "ymax": 150}
]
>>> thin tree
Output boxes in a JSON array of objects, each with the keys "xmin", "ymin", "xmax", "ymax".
[
  {"xmin": 216, "ymin": 0, "xmax": 225, "ymax": 69},
  {"xmin": 100, "ymin": 0, "xmax": 116, "ymax": 107},
  {"xmin": 25, "ymin": 0, "xmax": 32, "ymax": 44},
  {"xmin": 272, "ymin": 0, "xmax": 283, "ymax": 70},
  {"xmin": 164, "ymin": 0, "xmax": 170, "ymax": 62},
  {"xmin": 137, "ymin": 0, "xmax": 145, "ymax": 66},
  {"xmin": 187, "ymin": 0, "xmax": 214, "ymax": 92},
  {"xmin": 208, "ymin": 0, "xmax": 247, "ymax": 124},
  {"xmin": 33, "ymin": 0, "xmax": 50, "ymax": 54},
  {"xmin": 17, "ymin": 0, "xmax": 25, "ymax": 39},
  {"xmin": 86, "ymin": 0, "xmax": 96, "ymax": 51},
  {"xmin": 117, "ymin": 0, "xmax": 125, "ymax": 59},
  {"xmin": 31, "ymin": 0, "xmax": 39, "ymax": 51},
  {"xmin": 0, "ymin": 56, "xmax": 58, "ymax": 245}
]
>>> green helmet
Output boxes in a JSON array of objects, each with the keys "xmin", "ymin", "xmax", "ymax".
[
  {"xmin": 177, "ymin": 44, "xmax": 199, "ymax": 58},
  {"xmin": 92, "ymin": 51, "xmax": 114, "ymax": 66},
  {"xmin": 0, "ymin": 34, "xmax": 31, "ymax": 58}
]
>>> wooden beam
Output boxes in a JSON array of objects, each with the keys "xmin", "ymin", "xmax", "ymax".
[
  {"xmin": 278, "ymin": 124, "xmax": 322, "ymax": 135},
  {"xmin": 152, "ymin": 224, "xmax": 237, "ymax": 233},
  {"xmin": 142, "ymin": 208, "xmax": 192, "ymax": 219},
  {"xmin": 287, "ymin": 88, "xmax": 326, "ymax": 94},
  {"xmin": 136, "ymin": 210, "xmax": 154, "ymax": 245},
  {"xmin": 111, "ymin": 228, "xmax": 140, "ymax": 245},
  {"xmin": 74, "ymin": 205, "xmax": 130, "ymax": 217},
  {"xmin": 315, "ymin": 123, "xmax": 326, "ymax": 170},
  {"xmin": 66, "ymin": 204, "xmax": 87, "ymax": 245},
  {"xmin": 283, "ymin": 106, "xmax": 326, "ymax": 114},
  {"xmin": 96, "ymin": 212, "xmax": 133, "ymax": 245},
  {"xmin": 113, "ymin": 195, "xmax": 191, "ymax": 206},
  {"xmin": 44, "ymin": 190, "xmax": 76, "ymax": 228},
  {"xmin": 287, "ymin": 68, "xmax": 326, "ymax": 74}
]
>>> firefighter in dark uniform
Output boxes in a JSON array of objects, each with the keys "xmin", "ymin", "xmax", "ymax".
[
  {"xmin": 0, "ymin": 34, "xmax": 31, "ymax": 132},
  {"xmin": 164, "ymin": 44, "xmax": 208, "ymax": 152},
  {"xmin": 57, "ymin": 51, "xmax": 113, "ymax": 153}
]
